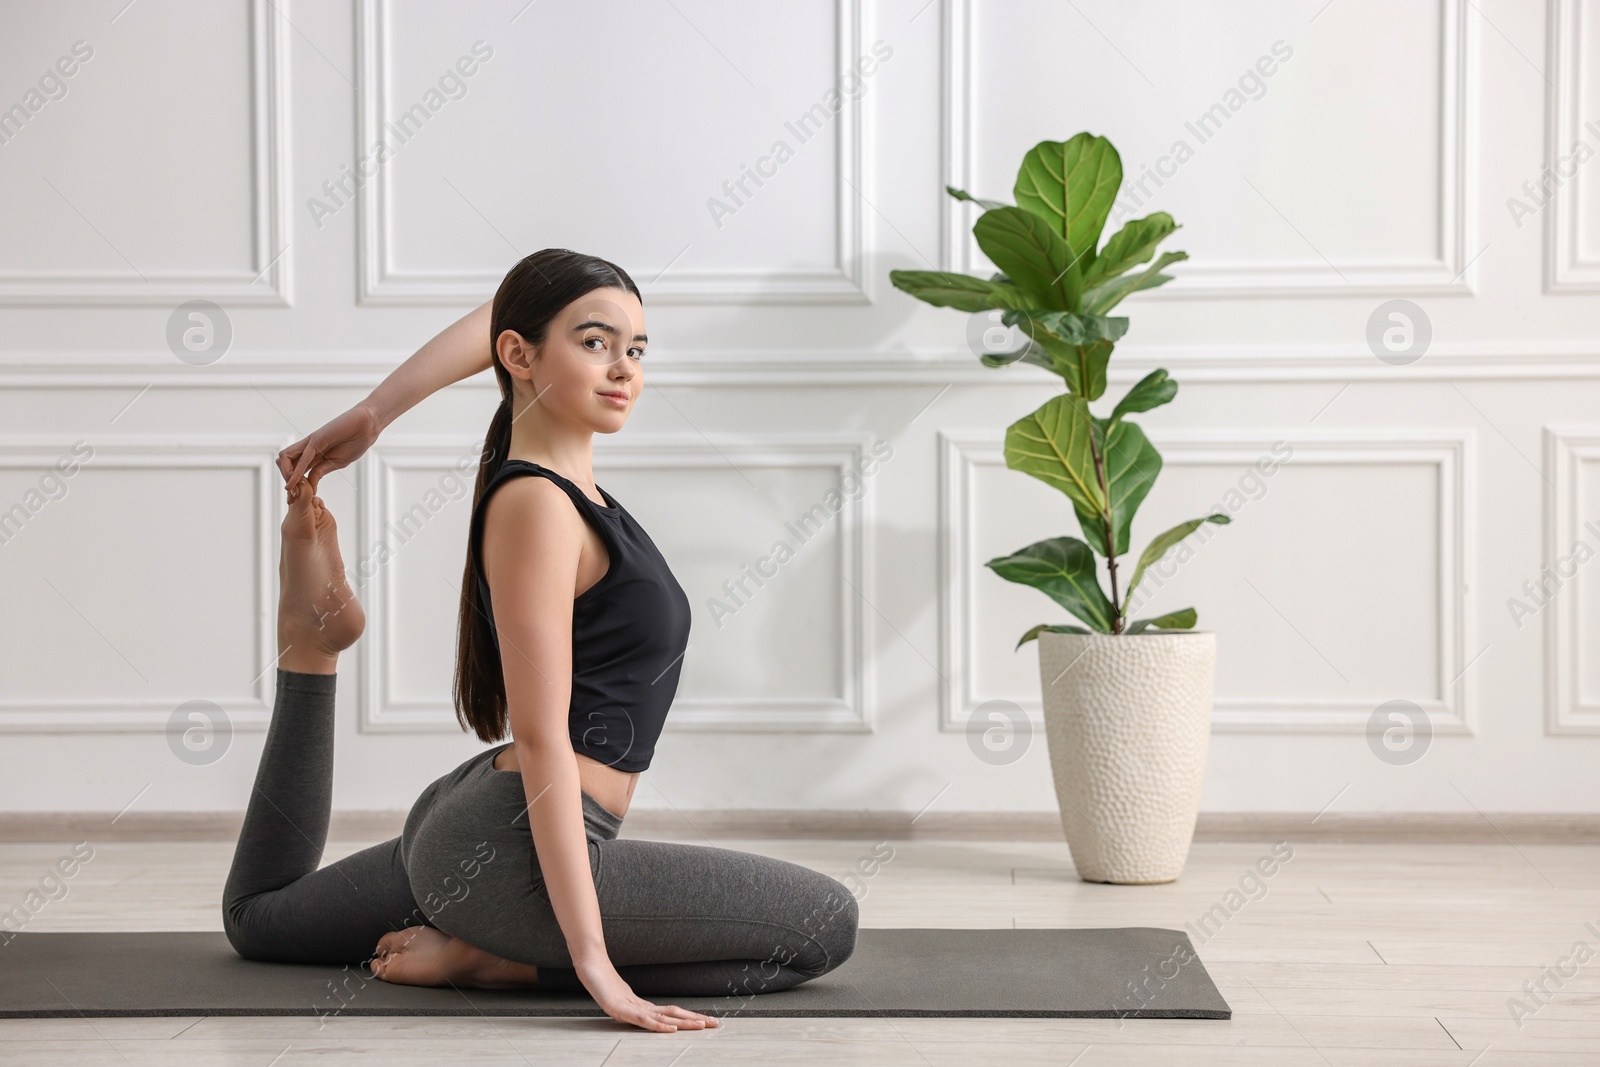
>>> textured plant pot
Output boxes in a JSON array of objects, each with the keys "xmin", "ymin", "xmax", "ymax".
[{"xmin": 1035, "ymin": 630, "xmax": 1216, "ymax": 884}]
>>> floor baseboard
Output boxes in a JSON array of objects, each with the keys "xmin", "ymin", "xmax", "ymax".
[{"xmin": 1, "ymin": 810, "xmax": 1598, "ymax": 843}]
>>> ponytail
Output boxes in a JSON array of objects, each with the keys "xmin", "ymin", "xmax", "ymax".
[{"xmin": 453, "ymin": 396, "xmax": 514, "ymax": 739}]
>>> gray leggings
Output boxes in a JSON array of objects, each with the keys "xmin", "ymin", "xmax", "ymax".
[{"xmin": 222, "ymin": 669, "xmax": 859, "ymax": 997}]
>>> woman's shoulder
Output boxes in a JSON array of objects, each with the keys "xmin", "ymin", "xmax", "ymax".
[
  {"xmin": 479, "ymin": 467, "xmax": 578, "ymax": 527},
  {"xmin": 476, "ymin": 474, "xmax": 591, "ymax": 605}
]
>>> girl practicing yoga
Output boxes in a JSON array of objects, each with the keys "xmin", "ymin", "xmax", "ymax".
[{"xmin": 224, "ymin": 248, "xmax": 859, "ymax": 1032}]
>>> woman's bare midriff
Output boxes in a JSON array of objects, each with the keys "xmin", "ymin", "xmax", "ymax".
[{"xmin": 492, "ymin": 744, "xmax": 636, "ymax": 820}]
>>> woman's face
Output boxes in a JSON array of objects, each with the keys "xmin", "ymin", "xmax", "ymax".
[{"xmin": 505, "ymin": 286, "xmax": 646, "ymax": 429}]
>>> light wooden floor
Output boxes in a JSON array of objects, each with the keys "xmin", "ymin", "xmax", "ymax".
[{"xmin": 1, "ymin": 831, "xmax": 1596, "ymax": 1065}]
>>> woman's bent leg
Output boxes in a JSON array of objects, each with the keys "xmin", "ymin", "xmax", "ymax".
[
  {"xmin": 536, "ymin": 837, "xmax": 861, "ymax": 998},
  {"xmin": 408, "ymin": 787, "xmax": 860, "ymax": 997},
  {"xmin": 222, "ymin": 668, "xmax": 423, "ymax": 964}
]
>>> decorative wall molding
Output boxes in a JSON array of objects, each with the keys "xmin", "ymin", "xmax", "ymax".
[
  {"xmin": 0, "ymin": 436, "xmax": 284, "ymax": 731},
  {"xmin": 357, "ymin": 435, "xmax": 877, "ymax": 733},
  {"xmin": 1545, "ymin": 0, "xmax": 1600, "ymax": 292},
  {"xmin": 5, "ymin": 342, "xmax": 1600, "ymax": 388},
  {"xmin": 0, "ymin": 0, "xmax": 291, "ymax": 307},
  {"xmin": 938, "ymin": 429, "xmax": 1477, "ymax": 734},
  {"xmin": 1542, "ymin": 426, "xmax": 1600, "ymax": 732},
  {"xmin": 941, "ymin": 0, "xmax": 1476, "ymax": 297},
  {"xmin": 354, "ymin": 0, "xmax": 868, "ymax": 306}
]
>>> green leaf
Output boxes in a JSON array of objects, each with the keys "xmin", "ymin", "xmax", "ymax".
[
  {"xmin": 1120, "ymin": 513, "xmax": 1231, "ymax": 611},
  {"xmin": 967, "ymin": 303, "xmax": 1062, "ymax": 371},
  {"xmin": 1014, "ymin": 622, "xmax": 1091, "ymax": 649},
  {"xmin": 888, "ymin": 270, "xmax": 1031, "ymax": 313},
  {"xmin": 973, "ymin": 207, "xmax": 1084, "ymax": 310},
  {"xmin": 1006, "ymin": 310, "xmax": 1128, "ymax": 347},
  {"xmin": 984, "ymin": 536, "xmax": 1114, "ymax": 633},
  {"xmin": 1031, "ymin": 336, "xmax": 1114, "ymax": 401},
  {"xmin": 997, "ymin": 313, "xmax": 1123, "ymax": 397},
  {"xmin": 1126, "ymin": 608, "xmax": 1198, "ymax": 634},
  {"xmin": 1072, "ymin": 417, "xmax": 1162, "ymax": 557},
  {"xmin": 977, "ymin": 337, "xmax": 1057, "ymax": 372},
  {"xmin": 1014, "ymin": 134, "xmax": 1122, "ymax": 275},
  {"xmin": 947, "ymin": 185, "xmax": 1010, "ymax": 211},
  {"xmin": 1109, "ymin": 369, "xmax": 1178, "ymax": 426},
  {"xmin": 1004, "ymin": 398, "xmax": 1162, "ymax": 557},
  {"xmin": 1081, "ymin": 251, "xmax": 1188, "ymax": 315},
  {"xmin": 1083, "ymin": 212, "xmax": 1179, "ymax": 286},
  {"xmin": 987, "ymin": 279, "xmax": 1031, "ymax": 308},
  {"xmin": 1003, "ymin": 392, "xmax": 1103, "ymax": 519}
]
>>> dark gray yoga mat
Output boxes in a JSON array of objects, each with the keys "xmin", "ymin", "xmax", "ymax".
[{"xmin": 0, "ymin": 928, "xmax": 1230, "ymax": 1019}]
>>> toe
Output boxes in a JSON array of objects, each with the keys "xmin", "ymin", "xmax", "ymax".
[{"xmin": 374, "ymin": 931, "xmax": 408, "ymax": 957}]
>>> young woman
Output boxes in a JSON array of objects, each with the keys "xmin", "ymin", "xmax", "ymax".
[{"xmin": 224, "ymin": 248, "xmax": 859, "ymax": 1033}]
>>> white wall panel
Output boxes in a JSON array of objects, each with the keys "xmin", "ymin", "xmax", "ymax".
[
  {"xmin": 0, "ymin": 0, "xmax": 289, "ymax": 305},
  {"xmin": 355, "ymin": 0, "xmax": 868, "ymax": 304},
  {"xmin": 1545, "ymin": 0, "xmax": 1600, "ymax": 290},
  {"xmin": 1543, "ymin": 426, "xmax": 1600, "ymax": 732},
  {"xmin": 940, "ymin": 430, "xmax": 1475, "ymax": 734},
  {"xmin": 358, "ymin": 435, "xmax": 875, "ymax": 733},
  {"xmin": 945, "ymin": 0, "xmax": 1475, "ymax": 295},
  {"xmin": 0, "ymin": 436, "xmax": 282, "ymax": 730}
]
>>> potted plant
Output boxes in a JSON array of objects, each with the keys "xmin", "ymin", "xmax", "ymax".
[{"xmin": 890, "ymin": 131, "xmax": 1227, "ymax": 884}]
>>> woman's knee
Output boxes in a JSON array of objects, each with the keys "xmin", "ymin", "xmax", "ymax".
[
  {"xmin": 786, "ymin": 868, "xmax": 860, "ymax": 979},
  {"xmin": 818, "ymin": 876, "xmax": 861, "ymax": 973},
  {"xmin": 221, "ymin": 897, "xmax": 264, "ymax": 960},
  {"xmin": 221, "ymin": 894, "xmax": 297, "ymax": 963}
]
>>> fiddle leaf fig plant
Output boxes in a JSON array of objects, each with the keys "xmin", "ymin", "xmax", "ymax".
[{"xmin": 890, "ymin": 131, "xmax": 1230, "ymax": 646}]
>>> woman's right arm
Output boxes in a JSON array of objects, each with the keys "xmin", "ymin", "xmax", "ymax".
[
  {"xmin": 278, "ymin": 300, "xmax": 493, "ymax": 491},
  {"xmin": 363, "ymin": 299, "xmax": 493, "ymax": 433},
  {"xmin": 482, "ymin": 477, "xmax": 717, "ymax": 1033}
]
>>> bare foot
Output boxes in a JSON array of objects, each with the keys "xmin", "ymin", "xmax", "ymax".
[
  {"xmin": 370, "ymin": 926, "xmax": 540, "ymax": 990},
  {"xmin": 277, "ymin": 481, "xmax": 364, "ymax": 657}
]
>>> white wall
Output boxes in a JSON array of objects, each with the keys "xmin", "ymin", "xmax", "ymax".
[{"xmin": 1, "ymin": 0, "xmax": 1596, "ymax": 815}]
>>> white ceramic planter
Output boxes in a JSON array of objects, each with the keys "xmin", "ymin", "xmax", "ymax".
[{"xmin": 1035, "ymin": 630, "xmax": 1216, "ymax": 884}]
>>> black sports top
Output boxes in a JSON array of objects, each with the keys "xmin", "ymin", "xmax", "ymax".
[{"xmin": 469, "ymin": 460, "xmax": 691, "ymax": 772}]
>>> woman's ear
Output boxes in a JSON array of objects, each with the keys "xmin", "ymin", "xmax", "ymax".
[{"xmin": 495, "ymin": 329, "xmax": 537, "ymax": 383}]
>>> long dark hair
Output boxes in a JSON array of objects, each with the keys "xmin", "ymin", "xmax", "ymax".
[{"xmin": 454, "ymin": 248, "xmax": 642, "ymax": 742}]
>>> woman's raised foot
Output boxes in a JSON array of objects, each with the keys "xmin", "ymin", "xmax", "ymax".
[{"xmin": 277, "ymin": 481, "xmax": 364, "ymax": 658}]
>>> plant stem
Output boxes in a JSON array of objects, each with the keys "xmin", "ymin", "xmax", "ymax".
[{"xmin": 1089, "ymin": 424, "xmax": 1123, "ymax": 633}]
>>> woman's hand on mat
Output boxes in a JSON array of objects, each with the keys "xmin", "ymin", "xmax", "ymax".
[
  {"xmin": 277, "ymin": 401, "xmax": 383, "ymax": 494},
  {"xmin": 575, "ymin": 956, "xmax": 721, "ymax": 1032}
]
